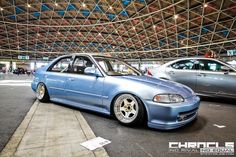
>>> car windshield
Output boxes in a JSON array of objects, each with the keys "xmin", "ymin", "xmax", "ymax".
[
  {"xmin": 220, "ymin": 60, "xmax": 236, "ymax": 69},
  {"xmin": 94, "ymin": 57, "xmax": 142, "ymax": 76}
]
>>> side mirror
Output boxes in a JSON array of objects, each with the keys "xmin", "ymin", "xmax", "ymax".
[
  {"xmin": 221, "ymin": 66, "xmax": 230, "ymax": 74},
  {"xmin": 84, "ymin": 67, "xmax": 102, "ymax": 77},
  {"xmin": 221, "ymin": 66, "xmax": 230, "ymax": 71}
]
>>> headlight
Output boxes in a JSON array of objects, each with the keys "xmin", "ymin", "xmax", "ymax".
[{"xmin": 153, "ymin": 94, "xmax": 184, "ymax": 103}]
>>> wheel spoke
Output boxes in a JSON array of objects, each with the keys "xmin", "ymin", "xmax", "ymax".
[
  {"xmin": 124, "ymin": 111, "xmax": 130, "ymax": 118},
  {"xmin": 120, "ymin": 106, "xmax": 126, "ymax": 112},
  {"xmin": 130, "ymin": 101, "xmax": 135, "ymax": 108},
  {"xmin": 130, "ymin": 109, "xmax": 136, "ymax": 115},
  {"xmin": 123, "ymin": 99, "xmax": 129, "ymax": 106}
]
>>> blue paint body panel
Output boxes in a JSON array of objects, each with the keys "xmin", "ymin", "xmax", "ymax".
[
  {"xmin": 81, "ymin": 10, "xmax": 90, "ymax": 17},
  {"xmin": 57, "ymin": 10, "xmax": 65, "ymax": 17},
  {"xmin": 32, "ymin": 53, "xmax": 200, "ymax": 130},
  {"xmin": 33, "ymin": 12, "xmax": 40, "ymax": 17},
  {"xmin": 67, "ymin": 4, "xmax": 77, "ymax": 11},
  {"xmin": 16, "ymin": 6, "xmax": 25, "ymax": 14},
  {"xmin": 107, "ymin": 13, "xmax": 115, "ymax": 21},
  {"xmin": 120, "ymin": 9, "xmax": 129, "ymax": 16},
  {"xmin": 41, "ymin": 4, "xmax": 51, "ymax": 11}
]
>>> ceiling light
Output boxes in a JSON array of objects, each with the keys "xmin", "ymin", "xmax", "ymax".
[
  {"xmin": 17, "ymin": 45, "xmax": 20, "ymax": 49},
  {"xmin": 153, "ymin": 25, "xmax": 156, "ymax": 29},
  {"xmin": 203, "ymin": 3, "xmax": 208, "ymax": 8},
  {"xmin": 109, "ymin": 6, "xmax": 113, "ymax": 10},
  {"xmin": 27, "ymin": 4, "xmax": 31, "ymax": 8},
  {"xmin": 37, "ymin": 33, "xmax": 40, "ymax": 36},
  {"xmin": 132, "ymin": 26, "xmax": 135, "ymax": 30},
  {"xmin": 57, "ymin": 31, "xmax": 61, "ymax": 35},
  {"xmin": 82, "ymin": 3, "xmax": 86, "ymax": 7},
  {"xmin": 0, "ymin": 7, "xmax": 3, "ymax": 11},
  {"xmin": 17, "ymin": 30, "xmax": 19, "ymax": 33},
  {"xmin": 98, "ymin": 33, "xmax": 101, "ymax": 36},
  {"xmin": 174, "ymin": 14, "xmax": 178, "ymax": 19},
  {"xmin": 55, "ymin": 2, "xmax": 58, "ymax": 6}
]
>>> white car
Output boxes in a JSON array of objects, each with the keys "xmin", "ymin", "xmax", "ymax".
[{"xmin": 154, "ymin": 58, "xmax": 236, "ymax": 99}]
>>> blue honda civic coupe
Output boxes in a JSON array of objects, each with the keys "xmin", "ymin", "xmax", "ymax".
[{"xmin": 31, "ymin": 53, "xmax": 200, "ymax": 130}]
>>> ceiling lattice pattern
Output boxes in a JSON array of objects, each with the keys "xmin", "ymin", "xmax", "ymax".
[{"xmin": 0, "ymin": 0, "xmax": 236, "ymax": 59}]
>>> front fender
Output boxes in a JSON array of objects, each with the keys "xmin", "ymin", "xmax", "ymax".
[{"xmin": 102, "ymin": 80, "xmax": 156, "ymax": 114}]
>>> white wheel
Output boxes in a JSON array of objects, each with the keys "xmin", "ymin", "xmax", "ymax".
[
  {"xmin": 36, "ymin": 83, "xmax": 49, "ymax": 102},
  {"xmin": 113, "ymin": 94, "xmax": 145, "ymax": 125}
]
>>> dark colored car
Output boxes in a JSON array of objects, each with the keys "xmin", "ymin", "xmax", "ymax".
[{"xmin": 13, "ymin": 68, "xmax": 25, "ymax": 75}]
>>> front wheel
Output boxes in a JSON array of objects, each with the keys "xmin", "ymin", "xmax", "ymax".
[
  {"xmin": 113, "ymin": 94, "xmax": 145, "ymax": 126},
  {"xmin": 36, "ymin": 83, "xmax": 49, "ymax": 102}
]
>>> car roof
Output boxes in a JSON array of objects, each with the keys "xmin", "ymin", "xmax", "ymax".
[
  {"xmin": 165, "ymin": 57, "xmax": 222, "ymax": 65},
  {"xmin": 162, "ymin": 57, "xmax": 236, "ymax": 70},
  {"xmin": 170, "ymin": 57, "xmax": 219, "ymax": 61},
  {"xmin": 60, "ymin": 53, "xmax": 113, "ymax": 58}
]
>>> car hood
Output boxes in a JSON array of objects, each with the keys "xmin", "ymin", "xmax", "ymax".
[{"xmin": 117, "ymin": 75, "xmax": 194, "ymax": 98}]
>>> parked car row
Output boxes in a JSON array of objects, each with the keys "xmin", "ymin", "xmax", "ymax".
[
  {"xmin": 31, "ymin": 54, "xmax": 235, "ymax": 131},
  {"xmin": 13, "ymin": 68, "xmax": 31, "ymax": 75}
]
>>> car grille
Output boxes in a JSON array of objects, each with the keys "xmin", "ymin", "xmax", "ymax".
[{"xmin": 177, "ymin": 108, "xmax": 198, "ymax": 121}]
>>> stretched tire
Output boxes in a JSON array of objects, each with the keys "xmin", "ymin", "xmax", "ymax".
[
  {"xmin": 113, "ymin": 94, "xmax": 145, "ymax": 126},
  {"xmin": 36, "ymin": 83, "xmax": 49, "ymax": 102}
]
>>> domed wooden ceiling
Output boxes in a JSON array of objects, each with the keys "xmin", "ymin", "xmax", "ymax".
[{"xmin": 0, "ymin": 0, "xmax": 236, "ymax": 60}]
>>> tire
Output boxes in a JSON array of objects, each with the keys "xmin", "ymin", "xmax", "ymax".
[
  {"xmin": 36, "ymin": 83, "xmax": 50, "ymax": 102},
  {"xmin": 113, "ymin": 94, "xmax": 145, "ymax": 126}
]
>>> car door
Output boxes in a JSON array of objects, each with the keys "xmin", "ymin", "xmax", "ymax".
[
  {"xmin": 223, "ymin": 67, "xmax": 236, "ymax": 98},
  {"xmin": 65, "ymin": 55, "xmax": 104, "ymax": 107},
  {"xmin": 45, "ymin": 56, "xmax": 73, "ymax": 100},
  {"xmin": 165, "ymin": 59, "xmax": 197, "ymax": 91},
  {"xmin": 195, "ymin": 59, "xmax": 236, "ymax": 97}
]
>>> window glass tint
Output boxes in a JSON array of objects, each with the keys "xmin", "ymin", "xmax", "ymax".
[
  {"xmin": 94, "ymin": 57, "xmax": 140, "ymax": 76},
  {"xmin": 171, "ymin": 60, "xmax": 196, "ymax": 70},
  {"xmin": 198, "ymin": 60, "xmax": 224, "ymax": 71},
  {"xmin": 49, "ymin": 57, "xmax": 72, "ymax": 72},
  {"xmin": 71, "ymin": 56, "xmax": 95, "ymax": 74}
]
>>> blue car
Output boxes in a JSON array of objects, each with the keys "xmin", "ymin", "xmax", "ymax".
[{"xmin": 32, "ymin": 53, "xmax": 200, "ymax": 130}]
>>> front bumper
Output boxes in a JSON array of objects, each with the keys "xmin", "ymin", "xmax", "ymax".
[{"xmin": 144, "ymin": 96, "xmax": 200, "ymax": 130}]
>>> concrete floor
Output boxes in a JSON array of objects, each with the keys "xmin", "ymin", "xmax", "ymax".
[
  {"xmin": 1, "ymin": 101, "xmax": 108, "ymax": 157},
  {"xmin": 82, "ymin": 99, "xmax": 236, "ymax": 157},
  {"xmin": 0, "ymin": 74, "xmax": 35, "ymax": 152},
  {"xmin": 0, "ymin": 74, "xmax": 235, "ymax": 157}
]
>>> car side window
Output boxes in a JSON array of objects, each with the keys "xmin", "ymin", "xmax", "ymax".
[
  {"xmin": 48, "ymin": 57, "xmax": 72, "ymax": 73},
  {"xmin": 171, "ymin": 60, "xmax": 196, "ymax": 70},
  {"xmin": 71, "ymin": 56, "xmax": 95, "ymax": 75},
  {"xmin": 198, "ymin": 60, "xmax": 225, "ymax": 72}
]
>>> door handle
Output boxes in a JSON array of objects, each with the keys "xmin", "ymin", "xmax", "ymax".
[
  {"xmin": 224, "ymin": 71, "xmax": 229, "ymax": 75},
  {"xmin": 169, "ymin": 71, "xmax": 175, "ymax": 75},
  {"xmin": 197, "ymin": 73, "xmax": 206, "ymax": 77},
  {"xmin": 68, "ymin": 78, "xmax": 75, "ymax": 81}
]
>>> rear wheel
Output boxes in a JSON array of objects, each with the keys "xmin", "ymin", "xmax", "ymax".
[
  {"xmin": 36, "ymin": 83, "xmax": 49, "ymax": 102},
  {"xmin": 113, "ymin": 94, "xmax": 145, "ymax": 126}
]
